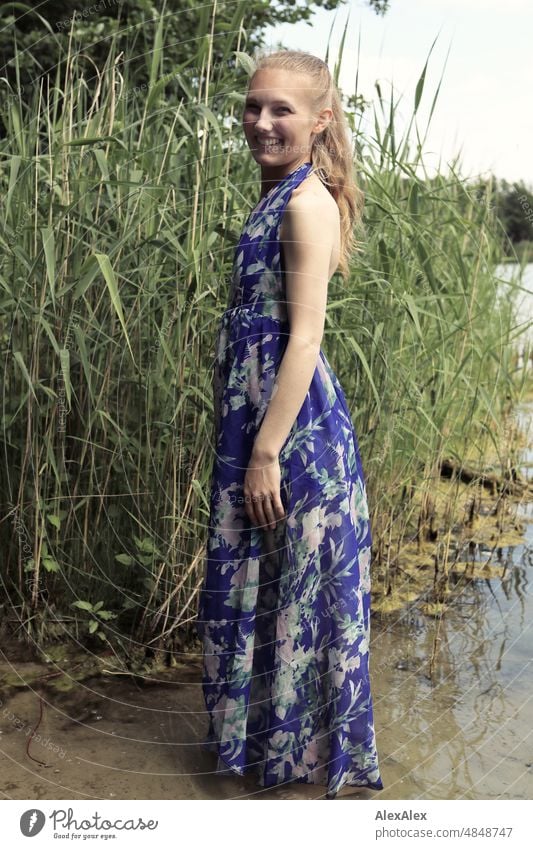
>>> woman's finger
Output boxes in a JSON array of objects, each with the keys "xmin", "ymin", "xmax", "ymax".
[
  {"xmin": 253, "ymin": 494, "xmax": 269, "ymax": 529},
  {"xmin": 245, "ymin": 492, "xmax": 262, "ymax": 528},
  {"xmin": 262, "ymin": 494, "xmax": 277, "ymax": 530},
  {"xmin": 244, "ymin": 489, "xmax": 257, "ymax": 525},
  {"xmin": 271, "ymin": 492, "xmax": 286, "ymax": 522}
]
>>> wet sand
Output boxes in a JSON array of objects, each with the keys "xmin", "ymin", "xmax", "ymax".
[
  {"xmin": 1, "ymin": 404, "xmax": 532, "ymax": 801},
  {"xmin": 2, "ymin": 529, "xmax": 531, "ymax": 802}
]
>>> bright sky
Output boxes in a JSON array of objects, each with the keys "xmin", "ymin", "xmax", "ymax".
[{"xmin": 261, "ymin": 0, "xmax": 533, "ymax": 188}]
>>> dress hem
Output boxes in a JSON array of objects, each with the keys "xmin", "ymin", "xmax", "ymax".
[{"xmin": 201, "ymin": 737, "xmax": 384, "ymax": 795}]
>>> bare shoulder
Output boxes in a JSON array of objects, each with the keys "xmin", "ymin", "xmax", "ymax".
[
  {"xmin": 282, "ymin": 173, "xmax": 339, "ymax": 233},
  {"xmin": 280, "ymin": 173, "xmax": 340, "ymax": 276}
]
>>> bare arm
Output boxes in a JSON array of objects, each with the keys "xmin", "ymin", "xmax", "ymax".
[{"xmin": 251, "ymin": 193, "xmax": 338, "ymax": 464}]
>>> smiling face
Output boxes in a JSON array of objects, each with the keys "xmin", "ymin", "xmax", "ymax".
[{"xmin": 242, "ymin": 67, "xmax": 332, "ymax": 176}]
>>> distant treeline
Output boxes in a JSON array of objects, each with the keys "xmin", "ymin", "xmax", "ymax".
[{"xmin": 487, "ymin": 178, "xmax": 533, "ymax": 261}]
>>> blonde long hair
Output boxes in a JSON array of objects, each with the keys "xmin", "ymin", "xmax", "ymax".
[{"xmin": 250, "ymin": 48, "xmax": 365, "ymax": 280}]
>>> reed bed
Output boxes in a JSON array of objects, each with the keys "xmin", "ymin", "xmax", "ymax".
[{"xmin": 0, "ymin": 11, "xmax": 530, "ymax": 656}]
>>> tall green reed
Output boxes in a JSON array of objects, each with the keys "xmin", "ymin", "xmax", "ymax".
[{"xmin": 0, "ymin": 10, "xmax": 529, "ymax": 652}]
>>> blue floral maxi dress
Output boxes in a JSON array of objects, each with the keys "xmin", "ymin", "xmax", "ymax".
[{"xmin": 196, "ymin": 161, "xmax": 384, "ymax": 796}]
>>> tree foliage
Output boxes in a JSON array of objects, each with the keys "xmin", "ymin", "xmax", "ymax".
[{"xmin": 0, "ymin": 0, "xmax": 391, "ymax": 100}]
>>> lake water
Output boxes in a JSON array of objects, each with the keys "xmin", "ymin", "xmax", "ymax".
[
  {"xmin": 368, "ymin": 262, "xmax": 532, "ymax": 800},
  {"xmin": 497, "ymin": 261, "xmax": 533, "ymax": 357},
  {"xmin": 0, "ymin": 268, "xmax": 531, "ymax": 801}
]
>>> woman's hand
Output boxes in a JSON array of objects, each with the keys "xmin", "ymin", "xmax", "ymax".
[{"xmin": 244, "ymin": 449, "xmax": 286, "ymax": 530}]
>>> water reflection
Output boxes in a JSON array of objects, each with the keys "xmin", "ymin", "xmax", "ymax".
[{"xmin": 371, "ymin": 399, "xmax": 533, "ymax": 799}]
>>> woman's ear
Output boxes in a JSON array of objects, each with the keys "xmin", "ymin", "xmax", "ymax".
[{"xmin": 313, "ymin": 107, "xmax": 333, "ymax": 135}]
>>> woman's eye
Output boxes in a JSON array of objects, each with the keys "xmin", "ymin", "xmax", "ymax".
[{"xmin": 244, "ymin": 105, "xmax": 290, "ymax": 114}]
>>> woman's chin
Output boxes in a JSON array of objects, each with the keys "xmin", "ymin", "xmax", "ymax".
[{"xmin": 248, "ymin": 142, "xmax": 287, "ymax": 159}]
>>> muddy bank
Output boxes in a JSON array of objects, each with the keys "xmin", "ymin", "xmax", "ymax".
[
  {"xmin": 2, "ymin": 517, "xmax": 532, "ymax": 804},
  {"xmin": 0, "ymin": 646, "xmax": 361, "ymax": 800},
  {"xmin": 1, "ymin": 402, "xmax": 532, "ymax": 800}
]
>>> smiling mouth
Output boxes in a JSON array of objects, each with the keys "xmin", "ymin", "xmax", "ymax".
[{"xmin": 256, "ymin": 137, "xmax": 284, "ymax": 148}]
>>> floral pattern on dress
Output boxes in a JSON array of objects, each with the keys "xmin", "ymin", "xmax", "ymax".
[{"xmin": 196, "ymin": 161, "xmax": 383, "ymax": 795}]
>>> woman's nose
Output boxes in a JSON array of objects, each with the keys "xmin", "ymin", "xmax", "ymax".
[{"xmin": 254, "ymin": 113, "xmax": 274, "ymax": 132}]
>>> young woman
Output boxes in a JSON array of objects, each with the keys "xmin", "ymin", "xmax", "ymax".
[{"xmin": 196, "ymin": 49, "xmax": 384, "ymax": 799}]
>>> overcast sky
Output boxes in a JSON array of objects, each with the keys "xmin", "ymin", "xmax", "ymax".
[{"xmin": 261, "ymin": 0, "xmax": 532, "ymax": 188}]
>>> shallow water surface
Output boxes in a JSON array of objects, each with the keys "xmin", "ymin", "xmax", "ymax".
[{"xmin": 1, "ymin": 405, "xmax": 532, "ymax": 801}]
